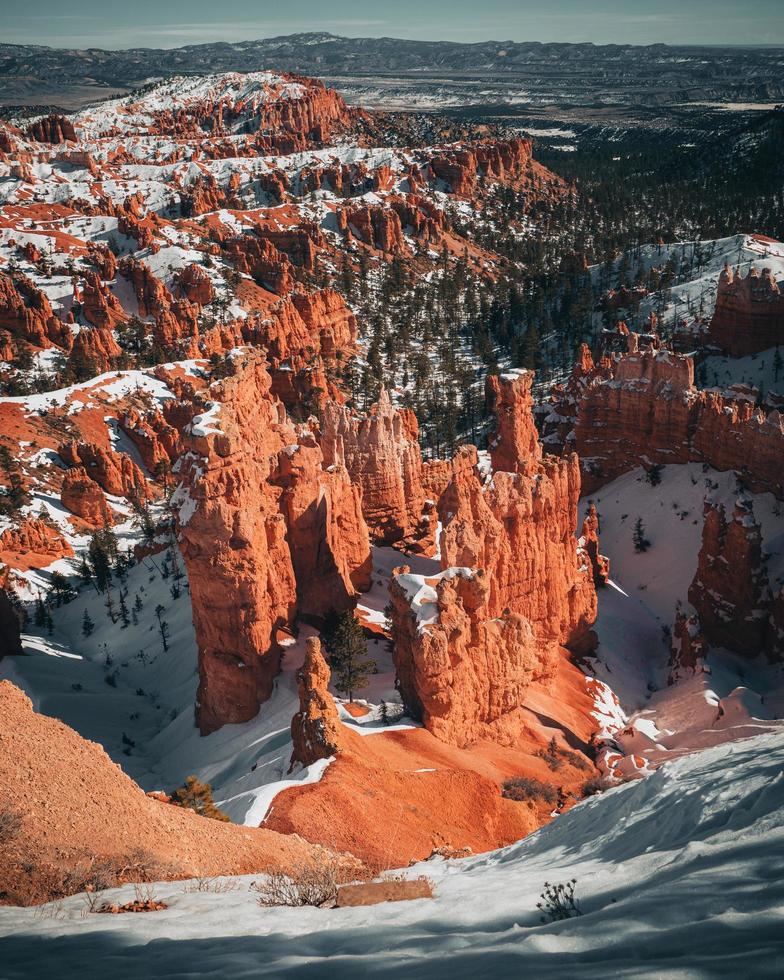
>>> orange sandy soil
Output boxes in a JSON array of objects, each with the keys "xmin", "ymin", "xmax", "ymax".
[
  {"xmin": 0, "ymin": 681, "xmax": 356, "ymax": 905},
  {"xmin": 342, "ymin": 702, "xmax": 370, "ymax": 718},
  {"xmin": 265, "ymin": 656, "xmax": 598, "ymax": 870}
]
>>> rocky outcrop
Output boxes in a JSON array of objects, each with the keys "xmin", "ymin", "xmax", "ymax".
[
  {"xmin": 175, "ymin": 356, "xmax": 299, "ymax": 734},
  {"xmin": 61, "ymin": 467, "xmax": 112, "ymax": 526},
  {"xmin": 0, "ymin": 274, "xmax": 72, "ymax": 349},
  {"xmin": 177, "ymin": 263, "xmax": 214, "ymax": 306},
  {"xmin": 276, "ymin": 432, "xmax": 372, "ymax": 618},
  {"xmin": 690, "ymin": 393, "xmax": 784, "ymax": 499},
  {"xmin": 0, "ymin": 518, "xmax": 73, "ymax": 570},
  {"xmin": 688, "ymin": 497, "xmax": 781, "ymax": 660},
  {"xmin": 709, "ymin": 264, "xmax": 784, "ymax": 356},
  {"xmin": 581, "ymin": 503, "xmax": 610, "ymax": 587},
  {"xmin": 437, "ymin": 455, "xmax": 597, "ymax": 648},
  {"xmin": 389, "ymin": 370, "xmax": 600, "ymax": 746},
  {"xmin": 59, "ymin": 441, "xmax": 148, "ymax": 500},
  {"xmin": 547, "ymin": 338, "xmax": 784, "ymax": 499},
  {"xmin": 289, "ymin": 636, "xmax": 345, "ymax": 770},
  {"xmin": 67, "ymin": 326, "xmax": 122, "ymax": 377},
  {"xmin": 119, "ymin": 257, "xmax": 172, "ymax": 318},
  {"xmin": 428, "ymin": 138, "xmax": 546, "ymax": 197},
  {"xmin": 119, "ymin": 408, "xmax": 182, "ymax": 473},
  {"xmin": 224, "ymin": 235, "xmax": 294, "ymax": 294},
  {"xmin": 25, "ymin": 114, "xmax": 77, "ymax": 144},
  {"xmin": 338, "ymin": 204, "xmax": 405, "ymax": 252},
  {"xmin": 79, "ymin": 272, "xmax": 126, "ymax": 329},
  {"xmin": 254, "ymin": 80, "xmax": 355, "ymax": 153},
  {"xmin": 321, "ymin": 390, "xmax": 435, "ymax": 553},
  {"xmin": 390, "ymin": 566, "xmax": 558, "ymax": 746}
]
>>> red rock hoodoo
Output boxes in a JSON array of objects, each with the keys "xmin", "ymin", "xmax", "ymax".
[
  {"xmin": 688, "ymin": 497, "xmax": 782, "ymax": 660},
  {"xmin": 289, "ymin": 636, "xmax": 346, "ymax": 769},
  {"xmin": 390, "ymin": 370, "xmax": 601, "ymax": 746}
]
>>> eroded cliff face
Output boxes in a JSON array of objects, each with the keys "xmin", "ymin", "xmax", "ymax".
[
  {"xmin": 321, "ymin": 390, "xmax": 436, "ymax": 553},
  {"xmin": 709, "ymin": 264, "xmax": 784, "ymax": 356},
  {"xmin": 59, "ymin": 441, "xmax": 149, "ymax": 500},
  {"xmin": 174, "ymin": 350, "xmax": 371, "ymax": 734},
  {"xmin": 544, "ymin": 336, "xmax": 784, "ymax": 499},
  {"xmin": 275, "ymin": 431, "xmax": 372, "ymax": 619},
  {"xmin": 389, "ymin": 370, "xmax": 601, "ymax": 747},
  {"xmin": 175, "ymin": 354, "xmax": 299, "ymax": 734},
  {"xmin": 688, "ymin": 497, "xmax": 781, "ymax": 660},
  {"xmin": 0, "ymin": 518, "xmax": 73, "ymax": 570}
]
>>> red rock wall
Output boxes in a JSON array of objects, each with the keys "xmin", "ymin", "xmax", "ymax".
[
  {"xmin": 549, "ymin": 340, "xmax": 784, "ymax": 499},
  {"xmin": 709, "ymin": 264, "xmax": 784, "ymax": 357}
]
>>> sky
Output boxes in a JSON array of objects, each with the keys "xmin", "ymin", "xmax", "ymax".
[{"xmin": 2, "ymin": 0, "xmax": 783, "ymax": 49}]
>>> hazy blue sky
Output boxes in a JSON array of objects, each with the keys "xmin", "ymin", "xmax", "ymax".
[{"xmin": 2, "ymin": 0, "xmax": 783, "ymax": 48}]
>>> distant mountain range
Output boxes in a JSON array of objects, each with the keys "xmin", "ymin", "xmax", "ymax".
[{"xmin": 1, "ymin": 32, "xmax": 783, "ymax": 112}]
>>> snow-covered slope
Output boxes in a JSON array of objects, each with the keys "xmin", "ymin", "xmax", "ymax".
[
  {"xmin": 580, "ymin": 462, "xmax": 784, "ymax": 776},
  {"xmin": 1, "ymin": 729, "xmax": 781, "ymax": 977}
]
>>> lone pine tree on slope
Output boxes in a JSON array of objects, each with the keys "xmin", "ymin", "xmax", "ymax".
[{"xmin": 633, "ymin": 516, "xmax": 651, "ymax": 553}]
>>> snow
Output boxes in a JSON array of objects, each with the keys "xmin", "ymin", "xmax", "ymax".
[
  {"xmin": 1, "ymin": 729, "xmax": 782, "ymax": 977},
  {"xmin": 580, "ymin": 461, "xmax": 784, "ymax": 776},
  {"xmin": 0, "ymin": 370, "xmax": 175, "ymax": 413}
]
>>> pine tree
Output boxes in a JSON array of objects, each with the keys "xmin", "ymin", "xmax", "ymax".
[
  {"xmin": 118, "ymin": 589, "xmax": 130, "ymax": 628},
  {"xmin": 170, "ymin": 776, "xmax": 230, "ymax": 822},
  {"xmin": 34, "ymin": 594, "xmax": 46, "ymax": 628},
  {"xmin": 155, "ymin": 603, "xmax": 170, "ymax": 652},
  {"xmin": 49, "ymin": 571, "xmax": 76, "ymax": 607},
  {"xmin": 329, "ymin": 611, "xmax": 376, "ymax": 702},
  {"xmin": 633, "ymin": 517, "xmax": 651, "ymax": 553},
  {"xmin": 81, "ymin": 609, "xmax": 95, "ymax": 637}
]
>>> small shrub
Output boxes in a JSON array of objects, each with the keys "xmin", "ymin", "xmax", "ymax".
[
  {"xmin": 581, "ymin": 775, "xmax": 609, "ymax": 797},
  {"xmin": 537, "ymin": 737, "xmax": 563, "ymax": 771},
  {"xmin": 559, "ymin": 748, "xmax": 592, "ymax": 772},
  {"xmin": 536, "ymin": 737, "xmax": 592, "ymax": 773},
  {"xmin": 252, "ymin": 857, "xmax": 348, "ymax": 908},
  {"xmin": 0, "ymin": 806, "xmax": 22, "ymax": 844},
  {"xmin": 501, "ymin": 777, "xmax": 557, "ymax": 806},
  {"xmin": 537, "ymin": 879, "xmax": 582, "ymax": 923},
  {"xmin": 184, "ymin": 876, "xmax": 239, "ymax": 894}
]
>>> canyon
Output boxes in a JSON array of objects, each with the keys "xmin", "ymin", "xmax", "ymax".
[{"xmin": 0, "ymin": 66, "xmax": 782, "ymax": 934}]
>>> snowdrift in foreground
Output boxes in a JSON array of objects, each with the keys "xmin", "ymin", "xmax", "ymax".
[{"xmin": 1, "ymin": 730, "xmax": 782, "ymax": 978}]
